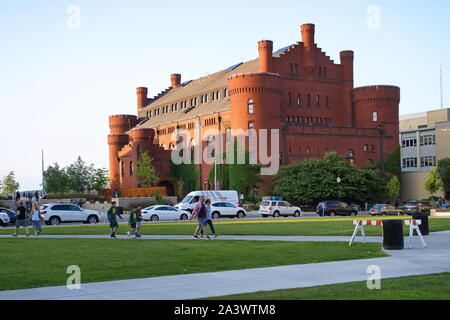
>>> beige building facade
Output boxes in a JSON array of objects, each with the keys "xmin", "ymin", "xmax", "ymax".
[{"xmin": 400, "ymin": 108, "xmax": 450, "ymax": 201}]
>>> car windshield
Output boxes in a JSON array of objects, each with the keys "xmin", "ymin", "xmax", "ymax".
[
  {"xmin": 181, "ymin": 196, "xmax": 193, "ymax": 204},
  {"xmin": 371, "ymin": 205, "xmax": 382, "ymax": 209}
]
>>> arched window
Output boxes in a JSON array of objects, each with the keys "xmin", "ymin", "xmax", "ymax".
[
  {"xmin": 130, "ymin": 161, "xmax": 134, "ymax": 176},
  {"xmin": 372, "ymin": 112, "xmax": 378, "ymax": 122},
  {"xmin": 288, "ymin": 93, "xmax": 292, "ymax": 106},
  {"xmin": 121, "ymin": 161, "xmax": 125, "ymax": 176},
  {"xmin": 316, "ymin": 95, "xmax": 320, "ymax": 107},
  {"xmin": 248, "ymin": 99, "xmax": 254, "ymax": 114},
  {"xmin": 297, "ymin": 94, "xmax": 301, "ymax": 107},
  {"xmin": 307, "ymin": 94, "xmax": 311, "ymax": 107}
]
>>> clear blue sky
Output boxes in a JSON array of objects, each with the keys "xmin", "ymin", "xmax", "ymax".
[{"xmin": 0, "ymin": 0, "xmax": 449, "ymax": 190}]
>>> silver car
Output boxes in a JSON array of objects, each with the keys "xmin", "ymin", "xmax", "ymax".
[{"xmin": 259, "ymin": 201, "xmax": 302, "ymax": 218}]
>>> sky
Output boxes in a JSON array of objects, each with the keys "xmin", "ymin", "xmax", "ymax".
[{"xmin": 0, "ymin": 0, "xmax": 449, "ymax": 190}]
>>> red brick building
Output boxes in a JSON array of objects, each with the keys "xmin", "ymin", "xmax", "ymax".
[{"xmin": 107, "ymin": 23, "xmax": 400, "ymax": 195}]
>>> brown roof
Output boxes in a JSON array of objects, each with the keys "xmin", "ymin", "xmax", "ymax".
[{"xmin": 138, "ymin": 59, "xmax": 259, "ymax": 129}]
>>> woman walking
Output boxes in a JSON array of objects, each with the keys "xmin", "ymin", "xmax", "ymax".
[
  {"xmin": 28, "ymin": 202, "xmax": 44, "ymax": 236},
  {"xmin": 190, "ymin": 195, "xmax": 209, "ymax": 239}
]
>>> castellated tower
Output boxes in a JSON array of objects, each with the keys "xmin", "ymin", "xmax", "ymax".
[
  {"xmin": 352, "ymin": 85, "xmax": 401, "ymax": 153},
  {"xmin": 107, "ymin": 115, "xmax": 138, "ymax": 190},
  {"xmin": 136, "ymin": 87, "xmax": 148, "ymax": 113}
]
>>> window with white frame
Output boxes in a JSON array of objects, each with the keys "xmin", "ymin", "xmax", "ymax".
[{"xmin": 248, "ymin": 99, "xmax": 254, "ymax": 114}]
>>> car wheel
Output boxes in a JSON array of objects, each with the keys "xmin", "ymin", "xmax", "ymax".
[
  {"xmin": 237, "ymin": 211, "xmax": 245, "ymax": 219},
  {"xmin": 273, "ymin": 211, "xmax": 280, "ymax": 218},
  {"xmin": 49, "ymin": 216, "xmax": 61, "ymax": 226},
  {"xmin": 262, "ymin": 215, "xmax": 268, "ymax": 218},
  {"xmin": 150, "ymin": 215, "xmax": 159, "ymax": 222},
  {"xmin": 294, "ymin": 211, "xmax": 301, "ymax": 217},
  {"xmin": 180, "ymin": 214, "xmax": 188, "ymax": 221},
  {"xmin": 212, "ymin": 212, "xmax": 220, "ymax": 220},
  {"xmin": 87, "ymin": 215, "xmax": 98, "ymax": 224}
]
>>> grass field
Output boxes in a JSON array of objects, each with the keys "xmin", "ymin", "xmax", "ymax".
[
  {"xmin": 1, "ymin": 217, "xmax": 449, "ymax": 237},
  {"xmin": 0, "ymin": 239, "xmax": 387, "ymax": 291},
  {"xmin": 206, "ymin": 273, "xmax": 450, "ymax": 300}
]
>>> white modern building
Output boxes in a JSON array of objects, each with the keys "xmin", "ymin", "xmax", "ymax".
[{"xmin": 400, "ymin": 108, "xmax": 450, "ymax": 200}]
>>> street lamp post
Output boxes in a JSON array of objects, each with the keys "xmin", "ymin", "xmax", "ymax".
[{"xmin": 337, "ymin": 177, "xmax": 342, "ymax": 201}]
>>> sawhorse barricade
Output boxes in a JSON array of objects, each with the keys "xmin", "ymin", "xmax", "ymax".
[{"xmin": 349, "ymin": 220, "xmax": 427, "ymax": 248}]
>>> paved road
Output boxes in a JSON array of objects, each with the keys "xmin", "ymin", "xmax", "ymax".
[{"xmin": 1, "ymin": 231, "xmax": 449, "ymax": 300}]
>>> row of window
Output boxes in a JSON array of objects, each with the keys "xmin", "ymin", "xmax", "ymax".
[
  {"xmin": 284, "ymin": 115, "xmax": 332, "ymax": 125},
  {"xmin": 147, "ymin": 88, "xmax": 228, "ymax": 118},
  {"xmin": 287, "ymin": 63, "xmax": 328, "ymax": 79},
  {"xmin": 287, "ymin": 93, "xmax": 330, "ymax": 108},
  {"xmin": 402, "ymin": 134, "xmax": 437, "ymax": 148},
  {"xmin": 402, "ymin": 156, "xmax": 437, "ymax": 168}
]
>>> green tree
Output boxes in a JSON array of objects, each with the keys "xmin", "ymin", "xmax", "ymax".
[
  {"xmin": 66, "ymin": 157, "xmax": 94, "ymax": 194},
  {"xmin": 437, "ymin": 158, "xmax": 450, "ymax": 198},
  {"xmin": 274, "ymin": 153, "xmax": 385, "ymax": 206},
  {"xmin": 43, "ymin": 163, "xmax": 69, "ymax": 196},
  {"xmin": 136, "ymin": 152, "xmax": 159, "ymax": 187},
  {"xmin": 208, "ymin": 142, "xmax": 263, "ymax": 200},
  {"xmin": 1, "ymin": 171, "xmax": 20, "ymax": 194},
  {"xmin": 90, "ymin": 168, "xmax": 109, "ymax": 191},
  {"xmin": 170, "ymin": 163, "xmax": 199, "ymax": 196},
  {"xmin": 375, "ymin": 146, "xmax": 401, "ymax": 177},
  {"xmin": 386, "ymin": 175, "xmax": 401, "ymax": 205}
]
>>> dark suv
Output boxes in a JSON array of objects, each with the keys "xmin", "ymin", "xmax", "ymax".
[
  {"xmin": 403, "ymin": 201, "xmax": 437, "ymax": 215},
  {"xmin": 316, "ymin": 201, "xmax": 358, "ymax": 217}
]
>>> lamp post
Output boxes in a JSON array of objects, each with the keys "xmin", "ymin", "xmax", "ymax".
[{"xmin": 337, "ymin": 177, "xmax": 342, "ymax": 201}]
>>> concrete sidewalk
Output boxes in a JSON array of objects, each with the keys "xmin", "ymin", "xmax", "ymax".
[{"xmin": 1, "ymin": 232, "xmax": 449, "ymax": 300}]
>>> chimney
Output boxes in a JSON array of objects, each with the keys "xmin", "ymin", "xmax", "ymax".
[
  {"xmin": 170, "ymin": 74, "xmax": 181, "ymax": 88},
  {"xmin": 258, "ymin": 40, "xmax": 273, "ymax": 73}
]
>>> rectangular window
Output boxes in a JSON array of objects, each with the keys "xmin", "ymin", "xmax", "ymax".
[
  {"xmin": 420, "ymin": 134, "xmax": 436, "ymax": 146},
  {"xmin": 402, "ymin": 137, "xmax": 417, "ymax": 148},
  {"xmin": 421, "ymin": 156, "xmax": 437, "ymax": 167},
  {"xmin": 402, "ymin": 157, "xmax": 418, "ymax": 168}
]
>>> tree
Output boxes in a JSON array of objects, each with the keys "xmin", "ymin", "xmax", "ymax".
[
  {"xmin": 274, "ymin": 153, "xmax": 386, "ymax": 206},
  {"xmin": 386, "ymin": 176, "xmax": 401, "ymax": 205},
  {"xmin": 208, "ymin": 142, "xmax": 264, "ymax": 201},
  {"xmin": 43, "ymin": 163, "xmax": 69, "ymax": 196},
  {"xmin": 90, "ymin": 168, "xmax": 109, "ymax": 191},
  {"xmin": 375, "ymin": 146, "xmax": 401, "ymax": 177},
  {"xmin": 437, "ymin": 158, "xmax": 450, "ymax": 199},
  {"xmin": 1, "ymin": 171, "xmax": 20, "ymax": 194},
  {"xmin": 136, "ymin": 152, "xmax": 159, "ymax": 187},
  {"xmin": 170, "ymin": 163, "xmax": 199, "ymax": 197},
  {"xmin": 66, "ymin": 157, "xmax": 94, "ymax": 194}
]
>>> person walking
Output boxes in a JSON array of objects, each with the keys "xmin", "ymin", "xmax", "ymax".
[
  {"xmin": 28, "ymin": 202, "xmax": 44, "ymax": 236},
  {"xmin": 190, "ymin": 195, "xmax": 209, "ymax": 239},
  {"xmin": 202, "ymin": 199, "xmax": 218, "ymax": 238},
  {"xmin": 127, "ymin": 206, "xmax": 139, "ymax": 238},
  {"xmin": 107, "ymin": 201, "xmax": 123, "ymax": 238},
  {"xmin": 13, "ymin": 200, "xmax": 30, "ymax": 237},
  {"xmin": 135, "ymin": 206, "xmax": 143, "ymax": 238}
]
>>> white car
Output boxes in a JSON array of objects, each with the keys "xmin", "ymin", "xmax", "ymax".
[
  {"xmin": 210, "ymin": 202, "xmax": 247, "ymax": 219},
  {"xmin": 175, "ymin": 190, "xmax": 240, "ymax": 212},
  {"xmin": 141, "ymin": 205, "xmax": 191, "ymax": 222},
  {"xmin": 0, "ymin": 212, "xmax": 10, "ymax": 226},
  {"xmin": 259, "ymin": 200, "xmax": 302, "ymax": 218},
  {"xmin": 40, "ymin": 203, "xmax": 102, "ymax": 225}
]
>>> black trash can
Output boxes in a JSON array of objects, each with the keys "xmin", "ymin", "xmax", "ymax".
[
  {"xmin": 412, "ymin": 212, "xmax": 429, "ymax": 236},
  {"xmin": 382, "ymin": 220, "xmax": 404, "ymax": 250}
]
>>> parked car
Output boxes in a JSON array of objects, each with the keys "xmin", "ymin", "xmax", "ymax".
[
  {"xmin": 403, "ymin": 200, "xmax": 437, "ymax": 215},
  {"xmin": 369, "ymin": 204, "xmax": 403, "ymax": 216},
  {"xmin": 441, "ymin": 203, "xmax": 450, "ymax": 209},
  {"xmin": 175, "ymin": 190, "xmax": 240, "ymax": 212},
  {"xmin": 40, "ymin": 203, "xmax": 102, "ymax": 225},
  {"xmin": 210, "ymin": 202, "xmax": 247, "ymax": 219},
  {"xmin": 316, "ymin": 201, "xmax": 358, "ymax": 216},
  {"xmin": 0, "ymin": 207, "xmax": 17, "ymax": 225},
  {"xmin": 0, "ymin": 212, "xmax": 10, "ymax": 226},
  {"xmin": 141, "ymin": 205, "xmax": 191, "ymax": 222},
  {"xmin": 259, "ymin": 200, "xmax": 302, "ymax": 218}
]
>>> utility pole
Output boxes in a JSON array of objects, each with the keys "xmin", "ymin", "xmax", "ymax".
[
  {"xmin": 440, "ymin": 65, "xmax": 444, "ymax": 109},
  {"xmin": 41, "ymin": 150, "xmax": 45, "ymax": 194}
]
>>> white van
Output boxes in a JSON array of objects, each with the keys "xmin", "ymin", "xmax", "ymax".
[{"xmin": 175, "ymin": 190, "xmax": 240, "ymax": 212}]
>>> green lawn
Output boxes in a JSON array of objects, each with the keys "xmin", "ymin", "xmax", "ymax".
[
  {"xmin": 206, "ymin": 273, "xmax": 450, "ymax": 300},
  {"xmin": 1, "ymin": 217, "xmax": 449, "ymax": 237},
  {"xmin": 0, "ymin": 239, "xmax": 386, "ymax": 291}
]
